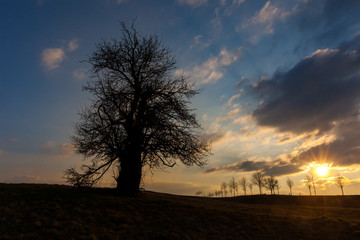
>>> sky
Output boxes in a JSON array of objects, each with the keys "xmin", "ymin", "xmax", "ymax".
[{"xmin": 1, "ymin": 0, "xmax": 360, "ymax": 196}]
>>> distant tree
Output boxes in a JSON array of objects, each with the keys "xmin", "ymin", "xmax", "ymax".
[
  {"xmin": 306, "ymin": 175, "xmax": 312, "ymax": 195},
  {"xmin": 311, "ymin": 173, "xmax": 317, "ymax": 196},
  {"xmin": 64, "ymin": 22, "xmax": 210, "ymax": 196},
  {"xmin": 228, "ymin": 177, "xmax": 238, "ymax": 197},
  {"xmin": 275, "ymin": 179, "xmax": 280, "ymax": 195},
  {"xmin": 239, "ymin": 177, "xmax": 248, "ymax": 196},
  {"xmin": 195, "ymin": 191, "xmax": 203, "ymax": 197},
  {"xmin": 264, "ymin": 176, "xmax": 277, "ymax": 195},
  {"xmin": 286, "ymin": 177, "xmax": 294, "ymax": 195},
  {"xmin": 335, "ymin": 176, "xmax": 346, "ymax": 196},
  {"xmin": 252, "ymin": 172, "xmax": 265, "ymax": 195},
  {"xmin": 248, "ymin": 183, "xmax": 253, "ymax": 195},
  {"xmin": 221, "ymin": 182, "xmax": 228, "ymax": 197},
  {"xmin": 207, "ymin": 192, "xmax": 214, "ymax": 198}
]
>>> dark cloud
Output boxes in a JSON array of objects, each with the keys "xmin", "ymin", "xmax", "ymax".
[
  {"xmin": 291, "ymin": 120, "xmax": 360, "ymax": 167},
  {"xmin": 206, "ymin": 159, "xmax": 301, "ymax": 177},
  {"xmin": 247, "ymin": 37, "xmax": 360, "ymax": 134}
]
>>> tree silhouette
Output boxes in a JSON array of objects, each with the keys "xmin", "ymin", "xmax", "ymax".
[
  {"xmin": 228, "ymin": 177, "xmax": 238, "ymax": 197},
  {"xmin": 286, "ymin": 177, "xmax": 294, "ymax": 195},
  {"xmin": 264, "ymin": 176, "xmax": 277, "ymax": 195},
  {"xmin": 306, "ymin": 175, "xmax": 312, "ymax": 195},
  {"xmin": 252, "ymin": 172, "xmax": 265, "ymax": 195},
  {"xmin": 239, "ymin": 176, "xmax": 248, "ymax": 196},
  {"xmin": 335, "ymin": 176, "xmax": 345, "ymax": 196},
  {"xmin": 221, "ymin": 182, "xmax": 228, "ymax": 197},
  {"xmin": 248, "ymin": 183, "xmax": 253, "ymax": 195},
  {"xmin": 311, "ymin": 173, "xmax": 317, "ymax": 196},
  {"xmin": 64, "ymin": 22, "xmax": 210, "ymax": 196}
]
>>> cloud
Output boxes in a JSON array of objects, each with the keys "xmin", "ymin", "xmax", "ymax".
[
  {"xmin": 177, "ymin": 48, "xmax": 240, "ymax": 85},
  {"xmin": 244, "ymin": 38, "xmax": 360, "ymax": 135},
  {"xmin": 73, "ymin": 68, "xmax": 87, "ymax": 80},
  {"xmin": 206, "ymin": 158, "xmax": 301, "ymax": 177},
  {"xmin": 68, "ymin": 39, "xmax": 79, "ymax": 52},
  {"xmin": 235, "ymin": 36, "xmax": 360, "ymax": 170},
  {"xmin": 177, "ymin": 0, "xmax": 207, "ymax": 7},
  {"xmin": 191, "ymin": 35, "xmax": 211, "ymax": 49},
  {"xmin": 239, "ymin": 1, "xmax": 290, "ymax": 42},
  {"xmin": 42, "ymin": 141, "xmax": 74, "ymax": 157},
  {"xmin": 41, "ymin": 48, "xmax": 65, "ymax": 70}
]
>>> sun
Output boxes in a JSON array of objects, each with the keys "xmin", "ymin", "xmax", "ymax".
[{"xmin": 316, "ymin": 165, "xmax": 328, "ymax": 176}]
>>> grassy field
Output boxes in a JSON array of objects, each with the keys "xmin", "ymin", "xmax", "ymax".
[{"xmin": 0, "ymin": 184, "xmax": 359, "ymax": 239}]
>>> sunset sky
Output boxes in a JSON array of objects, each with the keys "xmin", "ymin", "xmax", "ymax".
[{"xmin": 1, "ymin": 0, "xmax": 360, "ymax": 195}]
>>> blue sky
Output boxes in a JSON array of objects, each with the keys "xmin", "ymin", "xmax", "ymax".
[{"xmin": 1, "ymin": 0, "xmax": 360, "ymax": 195}]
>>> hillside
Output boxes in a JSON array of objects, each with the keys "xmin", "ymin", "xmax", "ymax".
[{"xmin": 0, "ymin": 184, "xmax": 359, "ymax": 240}]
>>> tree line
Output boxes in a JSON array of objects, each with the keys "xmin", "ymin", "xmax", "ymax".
[{"xmin": 198, "ymin": 172, "xmax": 347, "ymax": 197}]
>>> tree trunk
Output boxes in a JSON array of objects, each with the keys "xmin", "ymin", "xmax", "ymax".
[
  {"xmin": 341, "ymin": 187, "xmax": 344, "ymax": 196},
  {"xmin": 116, "ymin": 144, "xmax": 142, "ymax": 196}
]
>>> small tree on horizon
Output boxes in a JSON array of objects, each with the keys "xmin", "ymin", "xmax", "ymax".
[
  {"xmin": 64, "ymin": 22, "xmax": 210, "ymax": 196},
  {"xmin": 239, "ymin": 176, "xmax": 248, "ymax": 196},
  {"xmin": 306, "ymin": 175, "xmax": 312, "ymax": 195},
  {"xmin": 286, "ymin": 177, "xmax": 294, "ymax": 195},
  {"xmin": 335, "ymin": 176, "xmax": 346, "ymax": 196},
  {"xmin": 228, "ymin": 177, "xmax": 238, "ymax": 197},
  {"xmin": 221, "ymin": 182, "xmax": 228, "ymax": 197},
  {"xmin": 248, "ymin": 183, "xmax": 253, "ymax": 195},
  {"xmin": 252, "ymin": 172, "xmax": 265, "ymax": 195}
]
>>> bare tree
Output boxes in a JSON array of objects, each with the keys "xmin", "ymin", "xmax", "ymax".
[
  {"xmin": 306, "ymin": 175, "xmax": 312, "ymax": 195},
  {"xmin": 221, "ymin": 182, "xmax": 228, "ymax": 197},
  {"xmin": 228, "ymin": 177, "xmax": 238, "ymax": 197},
  {"xmin": 239, "ymin": 177, "xmax": 248, "ymax": 196},
  {"xmin": 335, "ymin": 176, "xmax": 346, "ymax": 196},
  {"xmin": 64, "ymin": 22, "xmax": 210, "ymax": 196},
  {"xmin": 275, "ymin": 179, "xmax": 280, "ymax": 195},
  {"xmin": 252, "ymin": 172, "xmax": 265, "ymax": 195},
  {"xmin": 311, "ymin": 173, "xmax": 317, "ymax": 196},
  {"xmin": 264, "ymin": 176, "xmax": 277, "ymax": 195},
  {"xmin": 248, "ymin": 183, "xmax": 253, "ymax": 195},
  {"xmin": 195, "ymin": 191, "xmax": 203, "ymax": 197},
  {"xmin": 286, "ymin": 177, "xmax": 294, "ymax": 195}
]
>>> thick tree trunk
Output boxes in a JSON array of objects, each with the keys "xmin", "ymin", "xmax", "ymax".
[{"xmin": 116, "ymin": 145, "xmax": 142, "ymax": 196}]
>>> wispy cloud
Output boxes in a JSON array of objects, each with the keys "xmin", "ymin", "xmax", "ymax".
[
  {"xmin": 68, "ymin": 38, "xmax": 79, "ymax": 52},
  {"xmin": 177, "ymin": 0, "xmax": 207, "ymax": 7},
  {"xmin": 177, "ymin": 48, "xmax": 240, "ymax": 85},
  {"xmin": 41, "ymin": 48, "xmax": 65, "ymax": 70},
  {"xmin": 42, "ymin": 141, "xmax": 74, "ymax": 157},
  {"xmin": 73, "ymin": 68, "xmax": 87, "ymax": 80}
]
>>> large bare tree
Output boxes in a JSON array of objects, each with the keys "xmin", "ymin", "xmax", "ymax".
[{"xmin": 65, "ymin": 23, "xmax": 210, "ymax": 196}]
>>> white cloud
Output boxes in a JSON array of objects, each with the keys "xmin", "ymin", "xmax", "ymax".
[
  {"xmin": 177, "ymin": 48, "xmax": 240, "ymax": 85},
  {"xmin": 73, "ymin": 68, "xmax": 87, "ymax": 80},
  {"xmin": 68, "ymin": 39, "xmax": 79, "ymax": 52},
  {"xmin": 177, "ymin": 0, "xmax": 207, "ymax": 7},
  {"xmin": 41, "ymin": 48, "xmax": 65, "ymax": 70},
  {"xmin": 240, "ymin": 1, "xmax": 289, "ymax": 38},
  {"xmin": 226, "ymin": 93, "xmax": 241, "ymax": 105},
  {"xmin": 191, "ymin": 35, "xmax": 211, "ymax": 49}
]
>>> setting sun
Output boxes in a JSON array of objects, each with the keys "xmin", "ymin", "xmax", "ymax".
[{"xmin": 316, "ymin": 165, "xmax": 329, "ymax": 176}]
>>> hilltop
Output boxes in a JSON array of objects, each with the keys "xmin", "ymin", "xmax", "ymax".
[{"xmin": 0, "ymin": 184, "xmax": 359, "ymax": 239}]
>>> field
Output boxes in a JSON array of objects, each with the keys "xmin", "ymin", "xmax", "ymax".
[{"xmin": 0, "ymin": 184, "xmax": 359, "ymax": 239}]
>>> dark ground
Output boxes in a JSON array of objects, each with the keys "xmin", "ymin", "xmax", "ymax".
[{"xmin": 0, "ymin": 184, "xmax": 359, "ymax": 240}]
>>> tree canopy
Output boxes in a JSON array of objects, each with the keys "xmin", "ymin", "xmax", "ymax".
[{"xmin": 65, "ymin": 22, "xmax": 210, "ymax": 195}]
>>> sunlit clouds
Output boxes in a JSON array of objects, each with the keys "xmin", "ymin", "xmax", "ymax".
[{"xmin": 41, "ymin": 48, "xmax": 65, "ymax": 70}]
